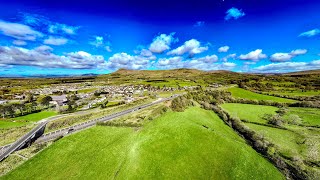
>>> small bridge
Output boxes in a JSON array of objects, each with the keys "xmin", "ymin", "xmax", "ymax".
[{"xmin": 0, "ymin": 122, "xmax": 47, "ymax": 162}]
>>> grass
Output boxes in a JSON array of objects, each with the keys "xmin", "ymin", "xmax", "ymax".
[
  {"xmin": 12, "ymin": 111, "xmax": 57, "ymax": 122},
  {"xmin": 76, "ymin": 88, "xmax": 98, "ymax": 93},
  {"xmin": 245, "ymin": 123, "xmax": 305, "ymax": 158},
  {"xmin": 270, "ymin": 89, "xmax": 320, "ymax": 97},
  {"xmin": 0, "ymin": 111, "xmax": 57, "ymax": 129},
  {"xmin": 220, "ymin": 103, "xmax": 320, "ymax": 177},
  {"xmin": 221, "ymin": 103, "xmax": 278, "ymax": 124},
  {"xmin": 3, "ymin": 107, "xmax": 283, "ymax": 179},
  {"xmin": 285, "ymin": 107, "xmax": 320, "ymax": 126},
  {"xmin": 228, "ymin": 87, "xmax": 296, "ymax": 103}
]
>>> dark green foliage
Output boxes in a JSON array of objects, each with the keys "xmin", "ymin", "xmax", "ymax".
[{"xmin": 170, "ymin": 95, "xmax": 194, "ymax": 112}]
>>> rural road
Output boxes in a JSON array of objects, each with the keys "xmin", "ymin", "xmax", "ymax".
[
  {"xmin": 0, "ymin": 95, "xmax": 179, "ymax": 161},
  {"xmin": 0, "ymin": 121, "xmax": 47, "ymax": 162}
]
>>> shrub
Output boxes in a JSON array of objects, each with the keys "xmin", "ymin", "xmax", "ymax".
[
  {"xmin": 286, "ymin": 114, "xmax": 302, "ymax": 125},
  {"xmin": 263, "ymin": 114, "xmax": 284, "ymax": 126}
]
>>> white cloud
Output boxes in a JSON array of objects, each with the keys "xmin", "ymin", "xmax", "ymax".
[
  {"xmin": 270, "ymin": 49, "xmax": 307, "ymax": 62},
  {"xmin": 44, "ymin": 36, "xmax": 68, "ymax": 46},
  {"xmin": 156, "ymin": 54, "xmax": 234, "ymax": 71},
  {"xmin": 105, "ymin": 46, "xmax": 112, "ymax": 52},
  {"xmin": 225, "ymin": 7, "xmax": 245, "ymax": 21},
  {"xmin": 140, "ymin": 49, "xmax": 153, "ymax": 57},
  {"xmin": 290, "ymin": 49, "xmax": 307, "ymax": 56},
  {"xmin": 90, "ymin": 35, "xmax": 112, "ymax": 52},
  {"xmin": 239, "ymin": 49, "xmax": 267, "ymax": 61},
  {"xmin": 149, "ymin": 33, "xmax": 178, "ymax": 53},
  {"xmin": 253, "ymin": 60, "xmax": 320, "ymax": 73},
  {"xmin": 299, "ymin": 29, "xmax": 320, "ymax": 37},
  {"xmin": 106, "ymin": 52, "xmax": 154, "ymax": 70},
  {"xmin": 12, "ymin": 40, "xmax": 27, "ymax": 46},
  {"xmin": 0, "ymin": 20, "xmax": 43, "ymax": 41},
  {"xmin": 218, "ymin": 46, "xmax": 230, "ymax": 53},
  {"xmin": 222, "ymin": 62, "xmax": 236, "ymax": 68},
  {"xmin": 90, "ymin": 36, "xmax": 104, "ymax": 47},
  {"xmin": 222, "ymin": 53, "xmax": 236, "ymax": 62},
  {"xmin": 0, "ymin": 45, "xmax": 107, "ymax": 69},
  {"xmin": 196, "ymin": 55, "xmax": 218, "ymax": 63},
  {"xmin": 48, "ymin": 23, "xmax": 79, "ymax": 35},
  {"xmin": 167, "ymin": 39, "xmax": 208, "ymax": 56}
]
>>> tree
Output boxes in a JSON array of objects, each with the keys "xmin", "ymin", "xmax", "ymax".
[
  {"xmin": 0, "ymin": 105, "xmax": 5, "ymax": 118},
  {"xmin": 25, "ymin": 93, "xmax": 34, "ymax": 103},
  {"xmin": 4, "ymin": 104, "xmax": 15, "ymax": 117},
  {"xmin": 37, "ymin": 96, "xmax": 52, "ymax": 107}
]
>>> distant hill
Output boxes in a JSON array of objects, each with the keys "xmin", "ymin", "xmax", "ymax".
[
  {"xmin": 283, "ymin": 69, "xmax": 320, "ymax": 76},
  {"xmin": 103, "ymin": 68, "xmax": 204, "ymax": 79}
]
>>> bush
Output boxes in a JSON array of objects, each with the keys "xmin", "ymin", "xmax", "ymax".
[
  {"xmin": 263, "ymin": 114, "xmax": 284, "ymax": 126},
  {"xmin": 286, "ymin": 114, "xmax": 302, "ymax": 125},
  {"xmin": 170, "ymin": 96, "xmax": 194, "ymax": 112}
]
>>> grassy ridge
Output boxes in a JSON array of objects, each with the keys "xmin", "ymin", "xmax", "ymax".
[
  {"xmin": 228, "ymin": 87, "xmax": 296, "ymax": 103},
  {"xmin": 3, "ymin": 107, "xmax": 283, "ymax": 179}
]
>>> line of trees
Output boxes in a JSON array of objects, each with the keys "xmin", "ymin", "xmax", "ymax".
[{"xmin": 0, "ymin": 94, "xmax": 52, "ymax": 118}]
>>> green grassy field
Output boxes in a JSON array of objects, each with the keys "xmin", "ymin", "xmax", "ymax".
[
  {"xmin": 270, "ymin": 89, "xmax": 320, "ymax": 97},
  {"xmin": 245, "ymin": 123, "xmax": 305, "ymax": 157},
  {"xmin": 76, "ymin": 88, "xmax": 98, "ymax": 93},
  {"xmin": 221, "ymin": 103, "xmax": 278, "ymax": 124},
  {"xmin": 228, "ymin": 87, "xmax": 296, "ymax": 103},
  {"xmin": 3, "ymin": 107, "xmax": 283, "ymax": 179},
  {"xmin": 220, "ymin": 103, "xmax": 320, "ymax": 177},
  {"xmin": 285, "ymin": 107, "xmax": 320, "ymax": 126},
  {"xmin": 0, "ymin": 111, "xmax": 57, "ymax": 129}
]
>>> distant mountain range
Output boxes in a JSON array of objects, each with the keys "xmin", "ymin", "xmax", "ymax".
[
  {"xmin": 0, "ymin": 69, "xmax": 319, "ymax": 78},
  {"xmin": 0, "ymin": 73, "xmax": 98, "ymax": 78}
]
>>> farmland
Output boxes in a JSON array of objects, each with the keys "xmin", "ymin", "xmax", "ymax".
[
  {"xmin": 0, "ymin": 111, "xmax": 57, "ymax": 129},
  {"xmin": 227, "ymin": 87, "xmax": 296, "ymax": 103},
  {"xmin": 219, "ymin": 103, "xmax": 320, "ymax": 178},
  {"xmin": 2, "ymin": 107, "xmax": 283, "ymax": 179}
]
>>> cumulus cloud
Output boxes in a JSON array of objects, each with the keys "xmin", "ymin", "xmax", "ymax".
[
  {"xmin": 290, "ymin": 49, "xmax": 307, "ymax": 56},
  {"xmin": 194, "ymin": 21, "xmax": 205, "ymax": 27},
  {"xmin": 44, "ymin": 36, "xmax": 68, "ymax": 46},
  {"xmin": 156, "ymin": 54, "xmax": 234, "ymax": 71},
  {"xmin": 225, "ymin": 7, "xmax": 245, "ymax": 21},
  {"xmin": 196, "ymin": 55, "xmax": 218, "ymax": 63},
  {"xmin": 90, "ymin": 36, "xmax": 112, "ymax": 52},
  {"xmin": 253, "ymin": 60, "xmax": 320, "ymax": 73},
  {"xmin": 48, "ymin": 23, "xmax": 79, "ymax": 35},
  {"xmin": 0, "ymin": 45, "xmax": 107, "ymax": 69},
  {"xmin": 167, "ymin": 39, "xmax": 208, "ymax": 56},
  {"xmin": 106, "ymin": 52, "xmax": 155, "ymax": 70},
  {"xmin": 270, "ymin": 49, "xmax": 307, "ymax": 62},
  {"xmin": 13, "ymin": 40, "xmax": 27, "ymax": 46},
  {"xmin": 222, "ymin": 62, "xmax": 236, "ymax": 68},
  {"xmin": 239, "ymin": 49, "xmax": 267, "ymax": 61},
  {"xmin": 218, "ymin": 46, "xmax": 230, "ymax": 53},
  {"xmin": 140, "ymin": 49, "xmax": 153, "ymax": 57},
  {"xmin": 149, "ymin": 33, "xmax": 178, "ymax": 53},
  {"xmin": 222, "ymin": 53, "xmax": 236, "ymax": 62},
  {"xmin": 0, "ymin": 20, "xmax": 43, "ymax": 41},
  {"xmin": 299, "ymin": 29, "xmax": 320, "ymax": 37}
]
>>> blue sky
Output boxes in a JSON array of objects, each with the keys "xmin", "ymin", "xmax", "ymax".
[{"xmin": 0, "ymin": 0, "xmax": 320, "ymax": 75}]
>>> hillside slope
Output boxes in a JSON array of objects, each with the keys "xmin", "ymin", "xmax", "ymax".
[{"xmin": 3, "ymin": 107, "xmax": 283, "ymax": 179}]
